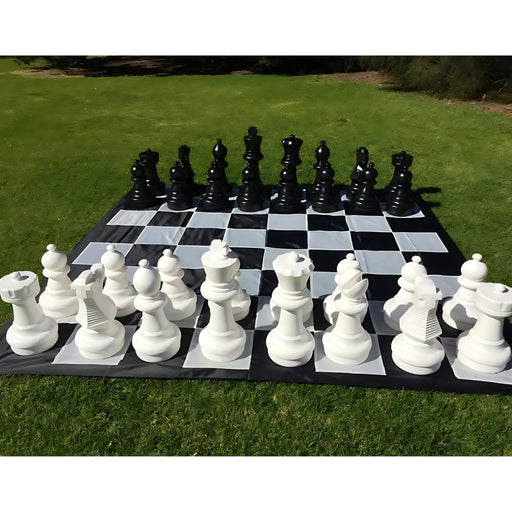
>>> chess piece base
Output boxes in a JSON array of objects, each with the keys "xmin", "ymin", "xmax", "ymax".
[
  {"xmin": 322, "ymin": 327, "xmax": 372, "ymax": 365},
  {"xmin": 39, "ymin": 292, "xmax": 78, "ymax": 320},
  {"xmin": 132, "ymin": 325, "xmax": 181, "ymax": 363},
  {"xmin": 75, "ymin": 321, "xmax": 125, "ymax": 360},
  {"xmin": 391, "ymin": 333, "xmax": 444, "ymax": 375},
  {"xmin": 6, "ymin": 318, "xmax": 58, "ymax": 356},
  {"xmin": 456, "ymin": 330, "xmax": 511, "ymax": 374},
  {"xmin": 199, "ymin": 323, "xmax": 246, "ymax": 362},
  {"xmin": 266, "ymin": 329, "xmax": 314, "ymax": 367}
]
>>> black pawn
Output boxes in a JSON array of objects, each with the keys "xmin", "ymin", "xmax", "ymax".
[
  {"xmin": 352, "ymin": 162, "xmax": 380, "ymax": 215},
  {"xmin": 139, "ymin": 148, "xmax": 166, "ymax": 196},
  {"xmin": 127, "ymin": 160, "xmax": 160, "ymax": 209},
  {"xmin": 199, "ymin": 139, "xmax": 231, "ymax": 211},
  {"xmin": 237, "ymin": 126, "xmax": 265, "ymax": 212},
  {"xmin": 387, "ymin": 166, "xmax": 415, "ymax": 216},
  {"xmin": 311, "ymin": 141, "xmax": 339, "ymax": 213},
  {"xmin": 271, "ymin": 134, "xmax": 303, "ymax": 213},
  {"xmin": 346, "ymin": 147, "xmax": 369, "ymax": 201},
  {"xmin": 177, "ymin": 145, "xmax": 197, "ymax": 197},
  {"xmin": 167, "ymin": 158, "xmax": 193, "ymax": 211},
  {"xmin": 385, "ymin": 151, "xmax": 413, "ymax": 201}
]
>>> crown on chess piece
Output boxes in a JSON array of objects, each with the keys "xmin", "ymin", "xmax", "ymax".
[
  {"xmin": 244, "ymin": 126, "xmax": 263, "ymax": 161},
  {"xmin": 281, "ymin": 134, "xmax": 303, "ymax": 166},
  {"xmin": 139, "ymin": 148, "xmax": 159, "ymax": 166},
  {"xmin": 178, "ymin": 145, "xmax": 190, "ymax": 162}
]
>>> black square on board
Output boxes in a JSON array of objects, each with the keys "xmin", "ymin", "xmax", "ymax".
[
  {"xmin": 401, "ymin": 251, "xmax": 463, "ymax": 276},
  {"xmin": 266, "ymin": 229, "xmax": 308, "ymax": 249},
  {"xmin": 366, "ymin": 274, "xmax": 400, "ymax": 301},
  {"xmin": 259, "ymin": 270, "xmax": 278, "ymax": 296},
  {"xmin": 307, "ymin": 215, "xmax": 349, "ymax": 231},
  {"xmin": 125, "ymin": 244, "xmax": 176, "ymax": 266},
  {"xmin": 229, "ymin": 247, "xmax": 264, "ymax": 269},
  {"xmin": 228, "ymin": 214, "xmax": 268, "ymax": 229},
  {"xmin": 179, "ymin": 228, "xmax": 226, "ymax": 246},
  {"xmin": 148, "ymin": 211, "xmax": 193, "ymax": 227},
  {"xmin": 351, "ymin": 232, "xmax": 399, "ymax": 251},
  {"xmin": 95, "ymin": 225, "xmax": 144, "ymax": 244},
  {"xmin": 308, "ymin": 250, "xmax": 351, "ymax": 272}
]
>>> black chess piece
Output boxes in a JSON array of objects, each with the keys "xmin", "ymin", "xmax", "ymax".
[
  {"xmin": 271, "ymin": 134, "xmax": 303, "ymax": 213},
  {"xmin": 199, "ymin": 139, "xmax": 231, "ymax": 211},
  {"xmin": 127, "ymin": 160, "xmax": 161, "ymax": 209},
  {"xmin": 237, "ymin": 126, "xmax": 265, "ymax": 212},
  {"xmin": 385, "ymin": 151, "xmax": 413, "ymax": 201},
  {"xmin": 352, "ymin": 162, "xmax": 380, "ymax": 214},
  {"xmin": 139, "ymin": 148, "xmax": 166, "ymax": 196},
  {"xmin": 166, "ymin": 158, "xmax": 193, "ymax": 211},
  {"xmin": 311, "ymin": 140, "xmax": 339, "ymax": 213},
  {"xmin": 346, "ymin": 147, "xmax": 369, "ymax": 201},
  {"xmin": 386, "ymin": 165, "xmax": 415, "ymax": 216},
  {"xmin": 177, "ymin": 145, "xmax": 197, "ymax": 197}
]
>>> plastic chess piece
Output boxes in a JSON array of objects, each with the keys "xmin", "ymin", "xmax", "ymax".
[
  {"xmin": 177, "ymin": 145, "xmax": 197, "ymax": 197},
  {"xmin": 456, "ymin": 283, "xmax": 512, "ymax": 374},
  {"xmin": 323, "ymin": 253, "xmax": 366, "ymax": 324},
  {"xmin": 442, "ymin": 253, "xmax": 488, "ymax": 331},
  {"xmin": 199, "ymin": 240, "xmax": 246, "ymax": 362},
  {"xmin": 0, "ymin": 271, "xmax": 59, "ymax": 355},
  {"xmin": 127, "ymin": 159, "xmax": 160, "ymax": 209},
  {"xmin": 352, "ymin": 162, "xmax": 380, "ymax": 214},
  {"xmin": 311, "ymin": 140, "xmax": 339, "ymax": 213},
  {"xmin": 199, "ymin": 139, "xmax": 231, "ymax": 211},
  {"xmin": 322, "ymin": 267, "xmax": 372, "ymax": 365},
  {"xmin": 139, "ymin": 148, "xmax": 166, "ymax": 196},
  {"xmin": 383, "ymin": 255, "xmax": 427, "ymax": 331},
  {"xmin": 236, "ymin": 126, "xmax": 265, "ymax": 212},
  {"xmin": 266, "ymin": 252, "xmax": 315, "ymax": 367},
  {"xmin": 72, "ymin": 264, "xmax": 125, "ymax": 360},
  {"xmin": 271, "ymin": 134, "xmax": 304, "ymax": 213},
  {"xmin": 346, "ymin": 147, "xmax": 368, "ymax": 201},
  {"xmin": 167, "ymin": 157, "xmax": 193, "ymax": 211},
  {"xmin": 100, "ymin": 244, "xmax": 137, "ymax": 317},
  {"xmin": 232, "ymin": 268, "xmax": 251, "ymax": 321},
  {"xmin": 386, "ymin": 160, "xmax": 415, "ymax": 216},
  {"xmin": 157, "ymin": 248, "xmax": 197, "ymax": 321},
  {"xmin": 132, "ymin": 259, "xmax": 181, "ymax": 362},
  {"xmin": 39, "ymin": 243, "xmax": 78, "ymax": 319},
  {"xmin": 391, "ymin": 276, "xmax": 445, "ymax": 375},
  {"xmin": 385, "ymin": 151, "xmax": 413, "ymax": 199}
]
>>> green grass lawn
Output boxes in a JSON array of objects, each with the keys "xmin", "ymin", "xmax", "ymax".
[{"xmin": 0, "ymin": 58, "xmax": 511, "ymax": 455}]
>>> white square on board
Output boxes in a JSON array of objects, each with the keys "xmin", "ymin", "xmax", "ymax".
[
  {"xmin": 394, "ymin": 232, "xmax": 448, "ymax": 252},
  {"xmin": 224, "ymin": 228, "xmax": 267, "ymax": 248},
  {"xmin": 267, "ymin": 213, "xmax": 307, "ymax": 230},
  {"xmin": 308, "ymin": 231, "xmax": 353, "ymax": 250},
  {"xmin": 354, "ymin": 250, "xmax": 406, "ymax": 275},
  {"xmin": 346, "ymin": 215, "xmax": 392, "ymax": 232},
  {"xmin": 173, "ymin": 245, "xmax": 210, "ymax": 269},
  {"xmin": 367, "ymin": 301, "xmax": 400, "ymax": 335},
  {"xmin": 135, "ymin": 226, "xmax": 185, "ymax": 245},
  {"xmin": 309, "ymin": 272, "xmax": 337, "ymax": 299},
  {"xmin": 188, "ymin": 211, "xmax": 231, "ymax": 229},
  {"xmin": 107, "ymin": 210, "xmax": 157, "ymax": 226},
  {"xmin": 73, "ymin": 242, "xmax": 133, "ymax": 266}
]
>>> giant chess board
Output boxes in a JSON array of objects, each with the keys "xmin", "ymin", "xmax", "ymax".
[{"xmin": 1, "ymin": 186, "xmax": 511, "ymax": 394}]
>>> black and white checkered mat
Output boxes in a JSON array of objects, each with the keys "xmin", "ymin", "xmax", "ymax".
[{"xmin": 1, "ymin": 187, "xmax": 511, "ymax": 394}]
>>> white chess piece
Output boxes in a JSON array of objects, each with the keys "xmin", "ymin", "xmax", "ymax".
[
  {"xmin": 323, "ymin": 253, "xmax": 366, "ymax": 324},
  {"xmin": 72, "ymin": 263, "xmax": 125, "ymax": 360},
  {"xmin": 391, "ymin": 276, "xmax": 445, "ymax": 375},
  {"xmin": 322, "ymin": 267, "xmax": 372, "ymax": 365},
  {"xmin": 383, "ymin": 255, "xmax": 427, "ymax": 331},
  {"xmin": 132, "ymin": 259, "xmax": 181, "ymax": 362},
  {"xmin": 442, "ymin": 253, "xmax": 487, "ymax": 331},
  {"xmin": 456, "ymin": 283, "xmax": 512, "ymax": 374},
  {"xmin": 231, "ymin": 267, "xmax": 251, "ymax": 322},
  {"xmin": 39, "ymin": 243, "xmax": 78, "ymax": 320},
  {"xmin": 0, "ymin": 271, "xmax": 58, "ymax": 355},
  {"xmin": 199, "ymin": 240, "xmax": 246, "ymax": 362},
  {"xmin": 158, "ymin": 248, "xmax": 197, "ymax": 321},
  {"xmin": 266, "ymin": 252, "xmax": 315, "ymax": 367},
  {"xmin": 101, "ymin": 244, "xmax": 137, "ymax": 317}
]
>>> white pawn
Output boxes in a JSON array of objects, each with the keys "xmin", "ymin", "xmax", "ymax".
[
  {"xmin": 442, "ymin": 253, "xmax": 487, "ymax": 331},
  {"xmin": 72, "ymin": 263, "xmax": 125, "ymax": 360},
  {"xmin": 323, "ymin": 253, "xmax": 366, "ymax": 324},
  {"xmin": 199, "ymin": 240, "xmax": 246, "ymax": 362},
  {"xmin": 232, "ymin": 267, "xmax": 251, "ymax": 322},
  {"xmin": 391, "ymin": 276, "xmax": 445, "ymax": 375},
  {"xmin": 456, "ymin": 283, "xmax": 512, "ymax": 374},
  {"xmin": 158, "ymin": 248, "xmax": 197, "ymax": 321},
  {"xmin": 39, "ymin": 244, "xmax": 78, "ymax": 320},
  {"xmin": 383, "ymin": 255, "xmax": 427, "ymax": 331},
  {"xmin": 266, "ymin": 252, "xmax": 315, "ymax": 367},
  {"xmin": 132, "ymin": 259, "xmax": 181, "ymax": 362},
  {"xmin": 322, "ymin": 267, "xmax": 372, "ymax": 365},
  {"xmin": 101, "ymin": 244, "xmax": 137, "ymax": 317},
  {"xmin": 0, "ymin": 271, "xmax": 58, "ymax": 355}
]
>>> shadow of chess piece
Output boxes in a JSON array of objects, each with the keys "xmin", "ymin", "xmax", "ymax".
[
  {"xmin": 385, "ymin": 151, "xmax": 413, "ymax": 201},
  {"xmin": 346, "ymin": 147, "xmax": 368, "ymax": 201},
  {"xmin": 167, "ymin": 157, "xmax": 193, "ymax": 211},
  {"xmin": 386, "ymin": 164, "xmax": 415, "ymax": 216},
  {"xmin": 177, "ymin": 145, "xmax": 197, "ymax": 197},
  {"xmin": 237, "ymin": 126, "xmax": 265, "ymax": 211},
  {"xmin": 200, "ymin": 139, "xmax": 231, "ymax": 211},
  {"xmin": 271, "ymin": 134, "xmax": 303, "ymax": 213},
  {"xmin": 311, "ymin": 140, "xmax": 339, "ymax": 213},
  {"xmin": 352, "ymin": 162, "xmax": 380, "ymax": 215},
  {"xmin": 127, "ymin": 160, "xmax": 160, "ymax": 209},
  {"xmin": 139, "ymin": 148, "xmax": 166, "ymax": 196}
]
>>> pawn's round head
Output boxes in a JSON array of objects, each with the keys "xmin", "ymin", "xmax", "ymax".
[
  {"xmin": 401, "ymin": 255, "xmax": 427, "ymax": 282},
  {"xmin": 157, "ymin": 248, "xmax": 181, "ymax": 275},
  {"xmin": 133, "ymin": 259, "xmax": 160, "ymax": 297},
  {"xmin": 41, "ymin": 243, "xmax": 68, "ymax": 271},
  {"xmin": 461, "ymin": 253, "xmax": 488, "ymax": 282},
  {"xmin": 100, "ymin": 244, "xmax": 125, "ymax": 271}
]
